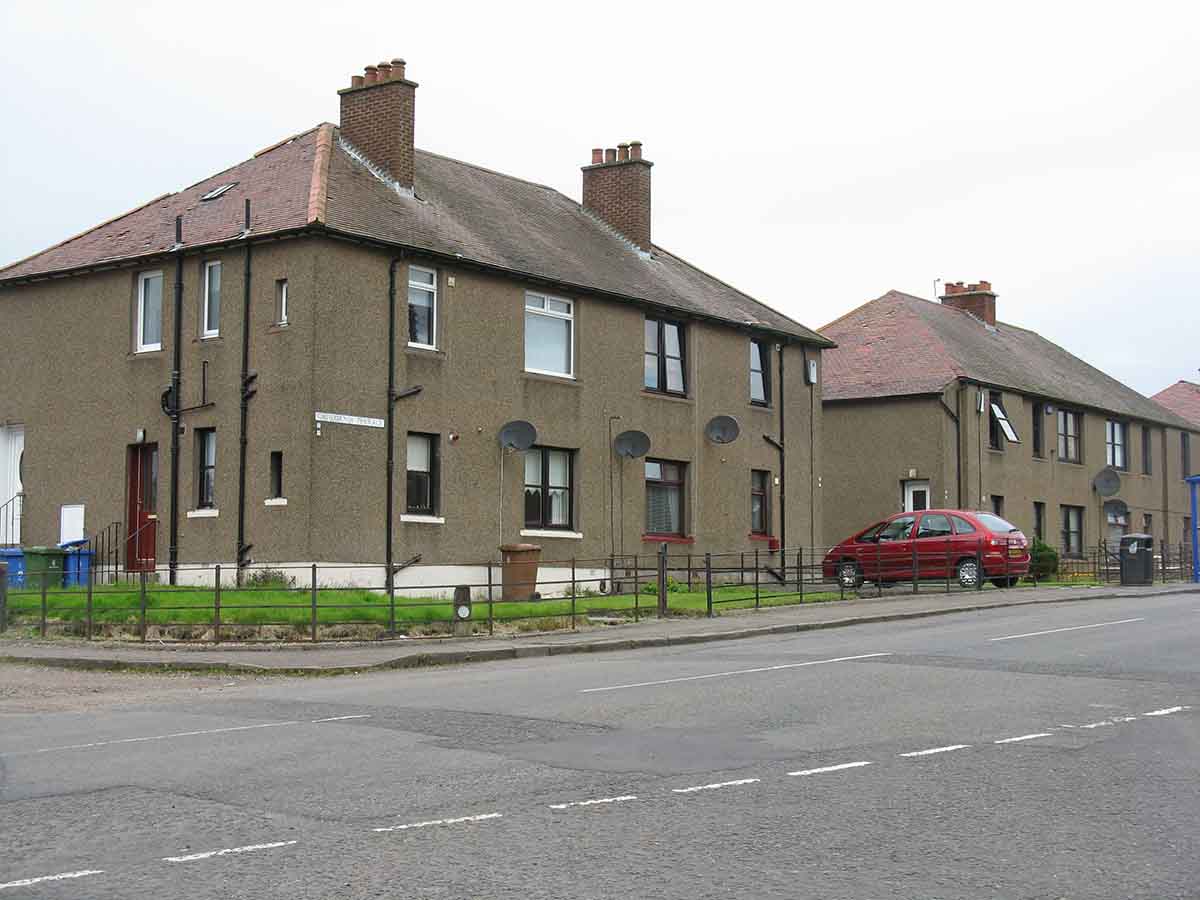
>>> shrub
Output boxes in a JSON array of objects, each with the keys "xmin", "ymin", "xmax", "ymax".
[
  {"xmin": 640, "ymin": 576, "xmax": 686, "ymax": 595},
  {"xmin": 1029, "ymin": 540, "xmax": 1059, "ymax": 580},
  {"xmin": 243, "ymin": 568, "xmax": 296, "ymax": 589}
]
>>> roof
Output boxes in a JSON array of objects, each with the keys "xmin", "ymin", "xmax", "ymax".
[
  {"xmin": 821, "ymin": 290, "xmax": 1196, "ymax": 429},
  {"xmin": 0, "ymin": 125, "xmax": 830, "ymax": 346},
  {"xmin": 1152, "ymin": 381, "xmax": 1200, "ymax": 428}
]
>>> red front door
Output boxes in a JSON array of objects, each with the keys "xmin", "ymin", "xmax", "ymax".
[{"xmin": 126, "ymin": 444, "xmax": 158, "ymax": 572}]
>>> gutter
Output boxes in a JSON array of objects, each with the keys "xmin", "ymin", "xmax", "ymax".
[{"xmin": 940, "ymin": 390, "xmax": 962, "ymax": 508}]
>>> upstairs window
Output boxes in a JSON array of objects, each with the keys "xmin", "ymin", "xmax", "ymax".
[
  {"xmin": 1031, "ymin": 403, "xmax": 1045, "ymax": 457},
  {"xmin": 1142, "ymin": 426, "xmax": 1153, "ymax": 475},
  {"xmin": 524, "ymin": 447, "xmax": 573, "ymax": 529},
  {"xmin": 408, "ymin": 266, "xmax": 437, "ymax": 349},
  {"xmin": 750, "ymin": 469, "xmax": 770, "ymax": 535},
  {"xmin": 524, "ymin": 293, "xmax": 573, "ymax": 377},
  {"xmin": 1105, "ymin": 420, "xmax": 1127, "ymax": 470},
  {"xmin": 269, "ymin": 451, "xmax": 283, "ymax": 499},
  {"xmin": 645, "ymin": 318, "xmax": 685, "ymax": 395},
  {"xmin": 750, "ymin": 340, "xmax": 770, "ymax": 405},
  {"xmin": 1057, "ymin": 409, "xmax": 1082, "ymax": 463},
  {"xmin": 406, "ymin": 433, "xmax": 439, "ymax": 516},
  {"xmin": 988, "ymin": 391, "xmax": 1019, "ymax": 448},
  {"xmin": 276, "ymin": 279, "xmax": 289, "ymax": 326},
  {"xmin": 136, "ymin": 271, "xmax": 163, "ymax": 353},
  {"xmin": 645, "ymin": 459, "xmax": 685, "ymax": 536},
  {"xmin": 196, "ymin": 429, "xmax": 217, "ymax": 509},
  {"xmin": 202, "ymin": 261, "xmax": 221, "ymax": 338}
]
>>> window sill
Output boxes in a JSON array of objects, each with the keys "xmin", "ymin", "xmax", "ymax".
[
  {"xmin": 642, "ymin": 533, "xmax": 694, "ymax": 544},
  {"xmin": 521, "ymin": 528, "xmax": 583, "ymax": 540},
  {"xmin": 748, "ymin": 533, "xmax": 774, "ymax": 542},
  {"xmin": 641, "ymin": 389, "xmax": 691, "ymax": 404},
  {"xmin": 1057, "ymin": 459, "xmax": 1085, "ymax": 468},
  {"xmin": 198, "ymin": 334, "xmax": 222, "ymax": 343},
  {"xmin": 407, "ymin": 343, "xmax": 441, "ymax": 355},
  {"xmin": 264, "ymin": 498, "xmax": 288, "ymax": 507},
  {"xmin": 268, "ymin": 323, "xmax": 290, "ymax": 334},
  {"xmin": 748, "ymin": 402, "xmax": 773, "ymax": 412},
  {"xmin": 400, "ymin": 514, "xmax": 445, "ymax": 525},
  {"xmin": 186, "ymin": 508, "xmax": 219, "ymax": 519},
  {"xmin": 523, "ymin": 369, "xmax": 577, "ymax": 384},
  {"xmin": 129, "ymin": 348, "xmax": 164, "ymax": 359}
]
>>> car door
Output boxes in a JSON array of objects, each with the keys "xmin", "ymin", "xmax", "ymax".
[
  {"xmin": 874, "ymin": 514, "xmax": 916, "ymax": 582},
  {"xmin": 914, "ymin": 512, "xmax": 953, "ymax": 578}
]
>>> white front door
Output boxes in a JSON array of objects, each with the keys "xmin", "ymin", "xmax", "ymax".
[
  {"xmin": 904, "ymin": 480, "xmax": 930, "ymax": 513},
  {"xmin": 0, "ymin": 425, "xmax": 24, "ymax": 544}
]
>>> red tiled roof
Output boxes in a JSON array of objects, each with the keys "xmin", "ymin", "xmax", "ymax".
[
  {"xmin": 822, "ymin": 290, "xmax": 1195, "ymax": 429},
  {"xmin": 1152, "ymin": 381, "xmax": 1200, "ymax": 428}
]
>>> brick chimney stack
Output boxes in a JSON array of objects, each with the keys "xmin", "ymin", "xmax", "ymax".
[
  {"xmin": 940, "ymin": 280, "xmax": 997, "ymax": 326},
  {"xmin": 338, "ymin": 58, "xmax": 417, "ymax": 190},
  {"xmin": 582, "ymin": 141, "xmax": 653, "ymax": 251}
]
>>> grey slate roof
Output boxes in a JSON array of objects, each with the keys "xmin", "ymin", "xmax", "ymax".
[
  {"xmin": 0, "ymin": 124, "xmax": 830, "ymax": 346},
  {"xmin": 822, "ymin": 290, "xmax": 1196, "ymax": 430}
]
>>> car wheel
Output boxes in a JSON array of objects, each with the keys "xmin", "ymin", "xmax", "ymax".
[
  {"xmin": 837, "ymin": 561, "xmax": 864, "ymax": 589},
  {"xmin": 956, "ymin": 558, "xmax": 979, "ymax": 588}
]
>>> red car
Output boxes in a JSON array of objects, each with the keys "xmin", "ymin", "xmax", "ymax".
[{"xmin": 823, "ymin": 509, "xmax": 1030, "ymax": 589}]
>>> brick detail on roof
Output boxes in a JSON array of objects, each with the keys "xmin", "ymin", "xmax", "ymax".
[
  {"xmin": 307, "ymin": 124, "xmax": 333, "ymax": 224},
  {"xmin": 1152, "ymin": 380, "xmax": 1200, "ymax": 429}
]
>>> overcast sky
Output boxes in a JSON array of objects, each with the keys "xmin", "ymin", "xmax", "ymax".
[{"xmin": 2, "ymin": 1, "xmax": 1197, "ymax": 395}]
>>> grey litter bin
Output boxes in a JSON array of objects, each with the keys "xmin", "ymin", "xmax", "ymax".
[{"xmin": 1119, "ymin": 533, "xmax": 1154, "ymax": 586}]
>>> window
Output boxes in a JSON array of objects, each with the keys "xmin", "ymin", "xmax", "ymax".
[
  {"xmin": 1057, "ymin": 409, "xmax": 1081, "ymax": 463},
  {"xmin": 1031, "ymin": 403, "xmax": 1045, "ymax": 457},
  {"xmin": 1105, "ymin": 420, "xmax": 1127, "ymax": 470},
  {"xmin": 1033, "ymin": 502, "xmax": 1046, "ymax": 542},
  {"xmin": 524, "ymin": 293, "xmax": 573, "ymax": 376},
  {"xmin": 988, "ymin": 392, "xmax": 1019, "ymax": 448},
  {"xmin": 950, "ymin": 514, "xmax": 977, "ymax": 535},
  {"xmin": 1143, "ymin": 512, "xmax": 1153, "ymax": 535},
  {"xmin": 524, "ymin": 447, "xmax": 573, "ymax": 529},
  {"xmin": 644, "ymin": 318, "xmax": 685, "ymax": 395},
  {"xmin": 750, "ymin": 469, "xmax": 770, "ymax": 535},
  {"xmin": 917, "ymin": 513, "xmax": 952, "ymax": 538},
  {"xmin": 408, "ymin": 266, "xmax": 437, "ymax": 349},
  {"xmin": 269, "ymin": 451, "xmax": 283, "ymax": 499},
  {"xmin": 202, "ymin": 261, "xmax": 221, "ymax": 338},
  {"xmin": 1183, "ymin": 432, "xmax": 1193, "ymax": 478},
  {"xmin": 406, "ymin": 433, "xmax": 439, "ymax": 516},
  {"xmin": 1061, "ymin": 505, "xmax": 1084, "ymax": 557},
  {"xmin": 991, "ymin": 495, "xmax": 1005, "ymax": 517},
  {"xmin": 200, "ymin": 182, "xmax": 237, "ymax": 201},
  {"xmin": 645, "ymin": 459, "xmax": 685, "ymax": 535},
  {"xmin": 1142, "ymin": 426, "xmax": 1153, "ymax": 475},
  {"xmin": 749, "ymin": 340, "xmax": 770, "ymax": 405},
  {"xmin": 276, "ymin": 279, "xmax": 289, "ymax": 326},
  {"xmin": 136, "ymin": 271, "xmax": 163, "ymax": 352},
  {"xmin": 196, "ymin": 429, "xmax": 216, "ymax": 509},
  {"xmin": 878, "ymin": 515, "xmax": 916, "ymax": 541}
]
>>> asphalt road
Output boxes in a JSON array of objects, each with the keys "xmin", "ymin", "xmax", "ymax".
[{"xmin": 2, "ymin": 590, "xmax": 1198, "ymax": 899}]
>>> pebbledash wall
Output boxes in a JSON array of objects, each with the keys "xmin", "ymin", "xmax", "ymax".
[{"xmin": 0, "ymin": 234, "xmax": 823, "ymax": 593}]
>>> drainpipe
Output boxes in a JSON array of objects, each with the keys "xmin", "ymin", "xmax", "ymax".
[
  {"xmin": 940, "ymin": 392, "xmax": 962, "ymax": 508},
  {"xmin": 778, "ymin": 342, "xmax": 787, "ymax": 552},
  {"xmin": 386, "ymin": 259, "xmax": 401, "ymax": 597},
  {"xmin": 235, "ymin": 200, "xmax": 257, "ymax": 585},
  {"xmin": 168, "ymin": 215, "xmax": 183, "ymax": 585}
]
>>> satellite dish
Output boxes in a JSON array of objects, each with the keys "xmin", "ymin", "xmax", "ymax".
[
  {"xmin": 1093, "ymin": 467, "xmax": 1122, "ymax": 497},
  {"xmin": 704, "ymin": 415, "xmax": 741, "ymax": 444},
  {"xmin": 498, "ymin": 420, "xmax": 537, "ymax": 451},
  {"xmin": 614, "ymin": 430, "xmax": 651, "ymax": 459}
]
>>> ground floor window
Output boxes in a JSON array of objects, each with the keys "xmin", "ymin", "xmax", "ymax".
[
  {"xmin": 269, "ymin": 451, "xmax": 283, "ymax": 499},
  {"xmin": 1061, "ymin": 505, "xmax": 1083, "ymax": 557},
  {"xmin": 524, "ymin": 447, "xmax": 573, "ymax": 529},
  {"xmin": 406, "ymin": 433, "xmax": 439, "ymax": 515},
  {"xmin": 646, "ymin": 459, "xmax": 685, "ymax": 536},
  {"xmin": 196, "ymin": 429, "xmax": 216, "ymax": 509},
  {"xmin": 751, "ymin": 469, "xmax": 769, "ymax": 535},
  {"xmin": 1033, "ymin": 501, "xmax": 1045, "ymax": 542}
]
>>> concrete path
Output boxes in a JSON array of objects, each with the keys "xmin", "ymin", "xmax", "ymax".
[{"xmin": 3, "ymin": 581, "xmax": 1196, "ymax": 675}]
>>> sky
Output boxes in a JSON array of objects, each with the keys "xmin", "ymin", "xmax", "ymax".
[{"xmin": 1, "ymin": 0, "xmax": 1197, "ymax": 396}]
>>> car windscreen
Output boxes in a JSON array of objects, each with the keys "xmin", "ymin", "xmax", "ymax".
[
  {"xmin": 974, "ymin": 513, "xmax": 1019, "ymax": 533},
  {"xmin": 877, "ymin": 516, "xmax": 916, "ymax": 541},
  {"xmin": 857, "ymin": 522, "xmax": 886, "ymax": 543}
]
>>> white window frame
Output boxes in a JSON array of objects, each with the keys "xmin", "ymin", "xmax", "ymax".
[
  {"xmin": 136, "ymin": 270, "xmax": 163, "ymax": 353},
  {"xmin": 202, "ymin": 260, "xmax": 221, "ymax": 339},
  {"xmin": 524, "ymin": 292, "xmax": 575, "ymax": 378},
  {"xmin": 277, "ymin": 279, "xmax": 289, "ymax": 326},
  {"xmin": 407, "ymin": 265, "xmax": 437, "ymax": 350},
  {"xmin": 990, "ymin": 401, "xmax": 1020, "ymax": 444}
]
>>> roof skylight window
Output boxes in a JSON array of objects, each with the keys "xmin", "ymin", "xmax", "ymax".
[{"xmin": 200, "ymin": 183, "xmax": 238, "ymax": 201}]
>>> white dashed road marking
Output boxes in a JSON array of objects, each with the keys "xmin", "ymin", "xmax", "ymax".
[
  {"xmin": 163, "ymin": 841, "xmax": 298, "ymax": 863},
  {"xmin": 1144, "ymin": 706, "xmax": 1189, "ymax": 717},
  {"xmin": 994, "ymin": 733, "xmax": 1053, "ymax": 744},
  {"xmin": 549, "ymin": 795, "xmax": 638, "ymax": 810},
  {"xmin": 900, "ymin": 744, "xmax": 971, "ymax": 757},
  {"xmin": 672, "ymin": 778, "xmax": 760, "ymax": 794},
  {"xmin": 374, "ymin": 813, "xmax": 503, "ymax": 833},
  {"xmin": 580, "ymin": 653, "xmax": 892, "ymax": 693},
  {"xmin": 788, "ymin": 761, "xmax": 873, "ymax": 776},
  {"xmin": 988, "ymin": 618, "xmax": 1144, "ymax": 642},
  {"xmin": 312, "ymin": 715, "xmax": 372, "ymax": 723},
  {"xmin": 7, "ymin": 721, "xmax": 303, "ymax": 756},
  {"xmin": 0, "ymin": 870, "xmax": 104, "ymax": 891}
]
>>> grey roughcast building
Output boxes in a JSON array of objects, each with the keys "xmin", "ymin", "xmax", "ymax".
[
  {"xmin": 0, "ymin": 58, "xmax": 832, "ymax": 591},
  {"xmin": 819, "ymin": 282, "xmax": 1197, "ymax": 553}
]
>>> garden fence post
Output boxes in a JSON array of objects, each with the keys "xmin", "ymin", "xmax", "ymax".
[
  {"xmin": 799, "ymin": 547, "xmax": 804, "ymax": 602},
  {"xmin": 633, "ymin": 554, "xmax": 640, "ymax": 622},
  {"xmin": 388, "ymin": 560, "xmax": 396, "ymax": 635},
  {"xmin": 754, "ymin": 548, "xmax": 760, "ymax": 610},
  {"xmin": 486, "ymin": 561, "xmax": 494, "ymax": 636},
  {"xmin": 911, "ymin": 542, "xmax": 918, "ymax": 594},
  {"xmin": 0, "ymin": 561, "xmax": 7, "ymax": 633},
  {"xmin": 705, "ymin": 552, "xmax": 714, "ymax": 618},
  {"xmin": 975, "ymin": 542, "xmax": 983, "ymax": 592},
  {"xmin": 310, "ymin": 563, "xmax": 318, "ymax": 642},
  {"xmin": 876, "ymin": 541, "xmax": 883, "ymax": 598},
  {"xmin": 139, "ymin": 570, "xmax": 147, "ymax": 641},
  {"xmin": 945, "ymin": 541, "xmax": 951, "ymax": 593},
  {"xmin": 86, "ymin": 562, "xmax": 94, "ymax": 640},
  {"xmin": 214, "ymin": 564, "xmax": 222, "ymax": 644},
  {"xmin": 740, "ymin": 552, "xmax": 745, "ymax": 586},
  {"xmin": 40, "ymin": 569, "xmax": 48, "ymax": 637},
  {"xmin": 570, "ymin": 557, "xmax": 577, "ymax": 630},
  {"xmin": 657, "ymin": 542, "xmax": 668, "ymax": 618}
]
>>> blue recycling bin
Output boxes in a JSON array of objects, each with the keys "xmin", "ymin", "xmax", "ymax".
[
  {"xmin": 0, "ymin": 547, "xmax": 25, "ymax": 588},
  {"xmin": 60, "ymin": 539, "xmax": 94, "ymax": 588}
]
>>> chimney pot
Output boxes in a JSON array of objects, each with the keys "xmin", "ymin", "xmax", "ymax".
[
  {"xmin": 618, "ymin": 143, "xmax": 630, "ymax": 161},
  {"xmin": 364, "ymin": 65, "xmax": 378, "ymax": 85},
  {"xmin": 591, "ymin": 148, "xmax": 603, "ymax": 165},
  {"xmin": 629, "ymin": 141, "xmax": 643, "ymax": 160},
  {"xmin": 351, "ymin": 74, "xmax": 364, "ymax": 89},
  {"xmin": 377, "ymin": 61, "xmax": 392, "ymax": 81},
  {"xmin": 605, "ymin": 147, "xmax": 617, "ymax": 163},
  {"xmin": 391, "ymin": 58, "xmax": 406, "ymax": 79}
]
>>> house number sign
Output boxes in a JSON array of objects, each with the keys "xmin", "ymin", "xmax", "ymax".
[{"xmin": 314, "ymin": 411, "xmax": 385, "ymax": 429}]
